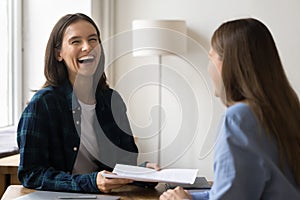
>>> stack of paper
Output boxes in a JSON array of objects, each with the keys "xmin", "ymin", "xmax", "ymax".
[{"xmin": 102, "ymin": 164, "xmax": 198, "ymax": 184}]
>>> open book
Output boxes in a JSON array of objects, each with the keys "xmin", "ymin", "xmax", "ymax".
[{"xmin": 102, "ymin": 164, "xmax": 198, "ymax": 184}]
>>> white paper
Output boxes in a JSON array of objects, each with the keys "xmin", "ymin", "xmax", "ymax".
[{"xmin": 102, "ymin": 164, "xmax": 198, "ymax": 184}]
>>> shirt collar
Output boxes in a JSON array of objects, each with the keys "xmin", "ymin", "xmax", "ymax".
[{"xmin": 59, "ymin": 80, "xmax": 80, "ymax": 111}]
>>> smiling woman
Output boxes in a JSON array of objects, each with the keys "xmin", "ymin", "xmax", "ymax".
[
  {"xmin": 17, "ymin": 13, "xmax": 158, "ymax": 194},
  {"xmin": 56, "ymin": 20, "xmax": 101, "ymax": 87}
]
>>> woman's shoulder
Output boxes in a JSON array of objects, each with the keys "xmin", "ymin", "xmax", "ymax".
[
  {"xmin": 28, "ymin": 85, "xmax": 65, "ymax": 106},
  {"xmin": 221, "ymin": 102, "xmax": 265, "ymax": 146},
  {"xmin": 98, "ymin": 87, "xmax": 119, "ymax": 96},
  {"xmin": 30, "ymin": 86, "xmax": 54, "ymax": 99},
  {"xmin": 223, "ymin": 103, "xmax": 260, "ymax": 139},
  {"xmin": 225, "ymin": 102, "xmax": 255, "ymax": 122},
  {"xmin": 97, "ymin": 88, "xmax": 124, "ymax": 101},
  {"xmin": 96, "ymin": 88, "xmax": 127, "ymax": 110}
]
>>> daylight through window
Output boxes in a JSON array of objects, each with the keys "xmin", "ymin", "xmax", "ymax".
[{"xmin": 0, "ymin": 0, "xmax": 13, "ymax": 128}]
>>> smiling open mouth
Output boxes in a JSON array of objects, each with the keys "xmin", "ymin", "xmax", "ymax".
[{"xmin": 78, "ymin": 55, "xmax": 95, "ymax": 64}]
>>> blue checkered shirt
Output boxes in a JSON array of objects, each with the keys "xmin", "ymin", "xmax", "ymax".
[{"xmin": 17, "ymin": 80, "xmax": 138, "ymax": 193}]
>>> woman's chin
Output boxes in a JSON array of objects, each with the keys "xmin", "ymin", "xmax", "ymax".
[{"xmin": 78, "ymin": 66, "xmax": 97, "ymax": 77}]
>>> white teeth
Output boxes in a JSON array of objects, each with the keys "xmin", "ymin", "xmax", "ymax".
[
  {"xmin": 78, "ymin": 55, "xmax": 94, "ymax": 61},
  {"xmin": 78, "ymin": 55, "xmax": 95, "ymax": 63}
]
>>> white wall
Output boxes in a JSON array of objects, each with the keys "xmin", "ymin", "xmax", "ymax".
[
  {"xmin": 110, "ymin": 0, "xmax": 300, "ymax": 180},
  {"xmin": 113, "ymin": 0, "xmax": 300, "ymax": 95},
  {"xmin": 23, "ymin": 0, "xmax": 300, "ymax": 181},
  {"xmin": 23, "ymin": 0, "xmax": 92, "ymax": 103}
]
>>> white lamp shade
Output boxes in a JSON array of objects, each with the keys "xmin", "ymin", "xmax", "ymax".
[{"xmin": 132, "ymin": 20, "xmax": 187, "ymax": 56}]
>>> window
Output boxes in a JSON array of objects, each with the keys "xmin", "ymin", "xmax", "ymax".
[
  {"xmin": 0, "ymin": 0, "xmax": 22, "ymax": 128},
  {"xmin": 0, "ymin": 0, "xmax": 12, "ymax": 127}
]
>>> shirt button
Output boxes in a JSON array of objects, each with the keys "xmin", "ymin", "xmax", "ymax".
[
  {"xmin": 76, "ymin": 121, "xmax": 80, "ymax": 125},
  {"xmin": 72, "ymin": 110, "xmax": 75, "ymax": 114},
  {"xmin": 73, "ymin": 147, "xmax": 78, "ymax": 151},
  {"xmin": 77, "ymin": 107, "xmax": 81, "ymax": 110}
]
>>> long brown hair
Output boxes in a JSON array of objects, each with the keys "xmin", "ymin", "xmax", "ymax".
[
  {"xmin": 211, "ymin": 18, "xmax": 300, "ymax": 185},
  {"xmin": 43, "ymin": 13, "xmax": 108, "ymax": 91}
]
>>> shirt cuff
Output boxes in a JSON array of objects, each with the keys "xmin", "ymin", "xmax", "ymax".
[
  {"xmin": 189, "ymin": 190, "xmax": 209, "ymax": 200},
  {"xmin": 139, "ymin": 161, "xmax": 149, "ymax": 168}
]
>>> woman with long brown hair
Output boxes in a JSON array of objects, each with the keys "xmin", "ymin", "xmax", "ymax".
[
  {"xmin": 160, "ymin": 18, "xmax": 300, "ymax": 199},
  {"xmin": 17, "ymin": 13, "xmax": 158, "ymax": 194}
]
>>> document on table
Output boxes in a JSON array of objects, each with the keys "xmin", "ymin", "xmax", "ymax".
[
  {"xmin": 14, "ymin": 190, "xmax": 120, "ymax": 200},
  {"xmin": 102, "ymin": 164, "xmax": 198, "ymax": 184}
]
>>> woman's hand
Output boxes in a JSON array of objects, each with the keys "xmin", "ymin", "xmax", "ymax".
[
  {"xmin": 159, "ymin": 186, "xmax": 192, "ymax": 200},
  {"xmin": 96, "ymin": 171, "xmax": 133, "ymax": 193},
  {"xmin": 145, "ymin": 162, "xmax": 161, "ymax": 171}
]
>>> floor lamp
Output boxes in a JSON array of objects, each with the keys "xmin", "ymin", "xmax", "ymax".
[{"xmin": 132, "ymin": 20, "xmax": 186, "ymax": 165}]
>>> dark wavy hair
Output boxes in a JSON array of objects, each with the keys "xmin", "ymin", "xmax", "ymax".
[
  {"xmin": 211, "ymin": 18, "xmax": 300, "ymax": 185},
  {"xmin": 43, "ymin": 13, "xmax": 108, "ymax": 91}
]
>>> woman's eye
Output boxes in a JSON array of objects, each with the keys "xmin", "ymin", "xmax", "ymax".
[
  {"xmin": 89, "ymin": 38, "xmax": 98, "ymax": 42},
  {"xmin": 72, "ymin": 40, "xmax": 80, "ymax": 44}
]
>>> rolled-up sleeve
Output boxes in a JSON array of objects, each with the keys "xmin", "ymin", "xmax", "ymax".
[{"xmin": 17, "ymin": 90, "xmax": 100, "ymax": 193}]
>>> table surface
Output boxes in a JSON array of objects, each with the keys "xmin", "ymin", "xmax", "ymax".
[
  {"xmin": 1, "ymin": 184, "xmax": 167, "ymax": 200},
  {"xmin": 0, "ymin": 154, "xmax": 20, "ymax": 198},
  {"xmin": 0, "ymin": 155, "xmax": 212, "ymax": 199},
  {"xmin": 0, "ymin": 154, "xmax": 19, "ymax": 175}
]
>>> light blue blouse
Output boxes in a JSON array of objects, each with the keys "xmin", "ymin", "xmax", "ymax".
[{"xmin": 191, "ymin": 103, "xmax": 300, "ymax": 200}]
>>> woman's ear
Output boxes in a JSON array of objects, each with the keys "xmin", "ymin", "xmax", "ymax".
[{"xmin": 55, "ymin": 48, "xmax": 63, "ymax": 62}]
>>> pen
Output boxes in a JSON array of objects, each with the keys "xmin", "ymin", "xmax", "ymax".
[{"xmin": 57, "ymin": 195, "xmax": 97, "ymax": 199}]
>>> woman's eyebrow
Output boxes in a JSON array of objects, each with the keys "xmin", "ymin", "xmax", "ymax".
[
  {"xmin": 88, "ymin": 34, "xmax": 98, "ymax": 38},
  {"xmin": 68, "ymin": 34, "xmax": 98, "ymax": 41},
  {"xmin": 68, "ymin": 36, "xmax": 81, "ymax": 41}
]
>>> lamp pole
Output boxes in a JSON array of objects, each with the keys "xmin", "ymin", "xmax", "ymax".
[
  {"xmin": 132, "ymin": 19, "xmax": 186, "ymax": 167},
  {"xmin": 158, "ymin": 54, "xmax": 162, "ymax": 165}
]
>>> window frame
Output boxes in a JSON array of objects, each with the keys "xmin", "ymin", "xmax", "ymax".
[
  {"xmin": 0, "ymin": 0, "xmax": 23, "ymax": 129},
  {"xmin": 11, "ymin": 0, "xmax": 23, "ymax": 127}
]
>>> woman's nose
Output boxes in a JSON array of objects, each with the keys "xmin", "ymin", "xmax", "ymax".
[{"xmin": 82, "ymin": 41, "xmax": 92, "ymax": 51}]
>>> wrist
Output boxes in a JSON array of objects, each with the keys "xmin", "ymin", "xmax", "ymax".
[{"xmin": 139, "ymin": 161, "xmax": 149, "ymax": 168}]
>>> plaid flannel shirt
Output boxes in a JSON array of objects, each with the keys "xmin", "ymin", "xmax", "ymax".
[{"xmin": 17, "ymin": 80, "xmax": 138, "ymax": 193}]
